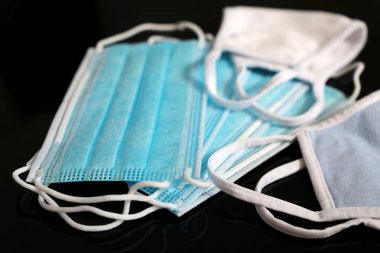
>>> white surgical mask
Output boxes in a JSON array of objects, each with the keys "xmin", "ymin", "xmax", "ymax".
[{"xmin": 205, "ymin": 6, "xmax": 367, "ymax": 126}]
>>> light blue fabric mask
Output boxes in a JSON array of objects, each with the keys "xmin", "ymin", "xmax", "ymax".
[
  {"xmin": 13, "ymin": 22, "xmax": 212, "ymax": 231},
  {"xmin": 207, "ymin": 85, "xmax": 380, "ymax": 240},
  {"xmin": 35, "ymin": 40, "xmax": 206, "ymax": 185}
]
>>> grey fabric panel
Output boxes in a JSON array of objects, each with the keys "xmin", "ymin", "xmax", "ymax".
[{"xmin": 309, "ymin": 100, "xmax": 380, "ymax": 208}]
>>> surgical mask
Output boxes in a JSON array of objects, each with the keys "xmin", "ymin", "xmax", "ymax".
[
  {"xmin": 205, "ymin": 6, "xmax": 367, "ymax": 126},
  {"xmin": 207, "ymin": 87, "xmax": 380, "ymax": 239},
  {"xmin": 13, "ymin": 21, "xmax": 211, "ymax": 231},
  {"xmin": 140, "ymin": 59, "xmax": 358, "ymax": 217}
]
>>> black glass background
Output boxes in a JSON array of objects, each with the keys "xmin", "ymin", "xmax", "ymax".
[{"xmin": 1, "ymin": 1, "xmax": 379, "ymax": 252}]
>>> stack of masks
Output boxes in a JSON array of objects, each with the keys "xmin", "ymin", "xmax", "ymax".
[{"xmin": 13, "ymin": 6, "xmax": 372, "ymax": 238}]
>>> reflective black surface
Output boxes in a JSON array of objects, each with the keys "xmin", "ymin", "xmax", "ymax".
[{"xmin": 1, "ymin": 1, "xmax": 380, "ymax": 252}]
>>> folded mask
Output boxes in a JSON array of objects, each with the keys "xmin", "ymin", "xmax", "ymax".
[
  {"xmin": 207, "ymin": 89, "xmax": 380, "ymax": 239},
  {"xmin": 205, "ymin": 6, "xmax": 367, "ymax": 126},
  {"xmin": 13, "ymin": 22, "xmax": 212, "ymax": 231}
]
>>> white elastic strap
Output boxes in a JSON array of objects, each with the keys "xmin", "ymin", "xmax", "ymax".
[
  {"xmin": 208, "ymin": 140, "xmax": 336, "ymax": 220},
  {"xmin": 235, "ymin": 61, "xmax": 365, "ymax": 126},
  {"xmin": 254, "ymin": 160, "xmax": 376, "ymax": 238},
  {"xmin": 32, "ymin": 171, "xmax": 172, "ymax": 207},
  {"xmin": 148, "ymin": 35, "xmax": 179, "ymax": 44},
  {"xmin": 228, "ymin": 84, "xmax": 310, "ymax": 169},
  {"xmin": 236, "ymin": 67, "xmax": 298, "ymax": 100},
  {"xmin": 13, "ymin": 166, "xmax": 174, "ymax": 231},
  {"xmin": 183, "ymin": 92, "xmax": 212, "ymax": 188},
  {"xmin": 205, "ymin": 48, "xmax": 325, "ymax": 126},
  {"xmin": 183, "ymin": 168, "xmax": 211, "ymax": 188},
  {"xmin": 205, "ymin": 33, "xmax": 214, "ymax": 42},
  {"xmin": 332, "ymin": 61, "xmax": 365, "ymax": 104},
  {"xmin": 236, "ymin": 67, "xmax": 325, "ymax": 126},
  {"xmin": 96, "ymin": 21, "xmax": 205, "ymax": 52},
  {"xmin": 14, "ymin": 165, "xmax": 124, "ymax": 231}
]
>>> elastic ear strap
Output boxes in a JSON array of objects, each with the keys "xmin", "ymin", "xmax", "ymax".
[
  {"xmin": 332, "ymin": 61, "xmax": 365, "ymax": 105},
  {"xmin": 254, "ymin": 159, "xmax": 373, "ymax": 238},
  {"xmin": 205, "ymin": 48, "xmax": 264, "ymax": 110},
  {"xmin": 183, "ymin": 91, "xmax": 211, "ymax": 187},
  {"xmin": 96, "ymin": 21, "xmax": 206, "ymax": 52},
  {"xmin": 214, "ymin": 82, "xmax": 309, "ymax": 178},
  {"xmin": 246, "ymin": 60, "xmax": 365, "ymax": 126},
  {"xmin": 256, "ymin": 206, "xmax": 371, "ymax": 239},
  {"xmin": 208, "ymin": 138, "xmax": 330, "ymax": 221},
  {"xmin": 13, "ymin": 166, "xmax": 125, "ymax": 231},
  {"xmin": 236, "ymin": 68, "xmax": 297, "ymax": 100},
  {"xmin": 148, "ymin": 35, "xmax": 179, "ymax": 44},
  {"xmin": 205, "ymin": 48, "xmax": 325, "ymax": 126},
  {"xmin": 13, "ymin": 166, "xmax": 173, "ymax": 231},
  {"xmin": 235, "ymin": 67, "xmax": 325, "ymax": 126},
  {"xmin": 32, "ymin": 171, "xmax": 173, "ymax": 208},
  {"xmin": 36, "ymin": 186, "xmax": 161, "ymax": 220}
]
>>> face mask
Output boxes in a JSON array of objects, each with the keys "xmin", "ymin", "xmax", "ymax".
[
  {"xmin": 207, "ymin": 87, "xmax": 380, "ymax": 239},
  {"xmin": 13, "ymin": 22, "xmax": 211, "ymax": 231},
  {"xmin": 205, "ymin": 6, "xmax": 367, "ymax": 126},
  {"xmin": 141, "ymin": 59, "xmax": 355, "ymax": 217}
]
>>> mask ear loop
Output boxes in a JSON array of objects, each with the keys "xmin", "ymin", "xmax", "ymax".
[
  {"xmin": 96, "ymin": 21, "xmax": 206, "ymax": 52},
  {"xmin": 331, "ymin": 61, "xmax": 364, "ymax": 105},
  {"xmin": 215, "ymin": 83, "xmax": 310, "ymax": 178},
  {"xmin": 13, "ymin": 165, "xmax": 176, "ymax": 231},
  {"xmin": 254, "ymin": 160, "xmax": 376, "ymax": 239},
  {"xmin": 147, "ymin": 35, "xmax": 179, "ymax": 44},
  {"xmin": 234, "ymin": 61, "xmax": 365, "ymax": 126},
  {"xmin": 205, "ymin": 48, "xmax": 324, "ymax": 126}
]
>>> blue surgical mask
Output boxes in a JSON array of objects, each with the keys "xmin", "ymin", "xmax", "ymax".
[{"xmin": 13, "ymin": 22, "xmax": 212, "ymax": 231}]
